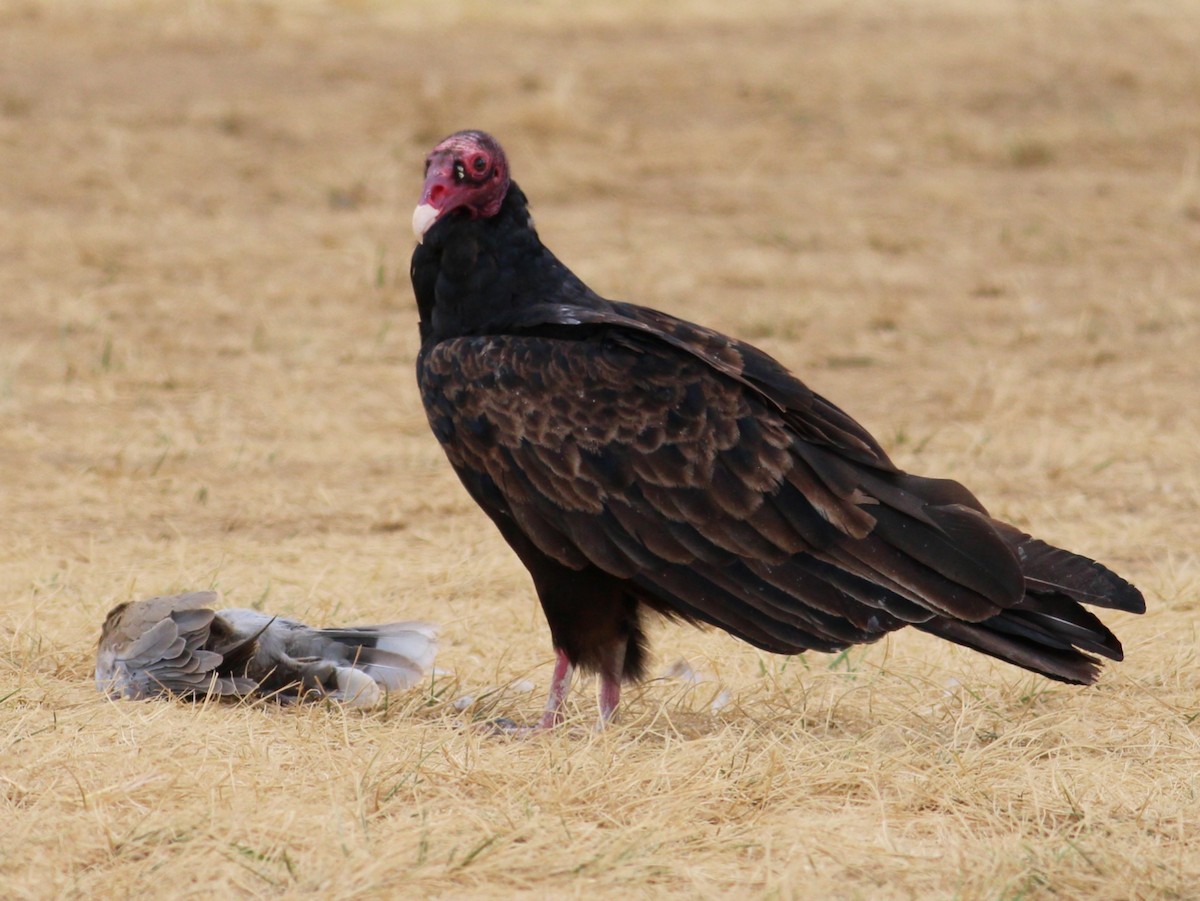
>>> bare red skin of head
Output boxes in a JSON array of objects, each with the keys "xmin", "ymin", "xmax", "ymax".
[{"xmin": 418, "ymin": 130, "xmax": 510, "ymax": 226}]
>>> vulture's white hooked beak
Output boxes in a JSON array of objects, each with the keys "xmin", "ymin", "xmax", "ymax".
[{"xmin": 412, "ymin": 203, "xmax": 439, "ymax": 243}]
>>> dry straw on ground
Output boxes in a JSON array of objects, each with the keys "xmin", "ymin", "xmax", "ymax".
[{"xmin": 2, "ymin": 1, "xmax": 1199, "ymax": 898}]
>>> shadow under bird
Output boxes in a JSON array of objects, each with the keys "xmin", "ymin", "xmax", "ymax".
[
  {"xmin": 409, "ymin": 130, "xmax": 1145, "ymax": 730},
  {"xmin": 96, "ymin": 591, "xmax": 438, "ymax": 706}
]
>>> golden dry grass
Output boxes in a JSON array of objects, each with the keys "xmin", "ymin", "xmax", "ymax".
[{"xmin": 3, "ymin": 0, "xmax": 1199, "ymax": 897}]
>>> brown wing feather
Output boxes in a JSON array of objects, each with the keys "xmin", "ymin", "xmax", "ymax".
[
  {"xmin": 526, "ymin": 301, "xmax": 895, "ymax": 465},
  {"xmin": 420, "ymin": 326, "xmax": 1024, "ymax": 649}
]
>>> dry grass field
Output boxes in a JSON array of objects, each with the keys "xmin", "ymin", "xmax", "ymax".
[{"xmin": 3, "ymin": 0, "xmax": 1199, "ymax": 897}]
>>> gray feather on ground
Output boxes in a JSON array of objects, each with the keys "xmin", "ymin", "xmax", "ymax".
[{"xmin": 96, "ymin": 592, "xmax": 438, "ymax": 707}]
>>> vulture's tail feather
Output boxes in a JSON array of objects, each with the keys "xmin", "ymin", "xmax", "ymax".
[{"xmin": 916, "ymin": 523, "xmax": 1143, "ymax": 685}]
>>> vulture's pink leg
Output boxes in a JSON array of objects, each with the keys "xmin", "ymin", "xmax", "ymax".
[
  {"xmin": 595, "ymin": 636, "xmax": 627, "ymax": 729},
  {"xmin": 536, "ymin": 648, "xmax": 574, "ymax": 730},
  {"xmin": 597, "ymin": 675, "xmax": 621, "ymax": 728}
]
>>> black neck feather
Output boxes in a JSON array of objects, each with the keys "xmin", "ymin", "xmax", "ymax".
[{"xmin": 411, "ymin": 181, "xmax": 600, "ymax": 345}]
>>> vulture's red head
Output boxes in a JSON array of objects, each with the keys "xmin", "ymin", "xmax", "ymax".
[{"xmin": 412, "ymin": 130, "xmax": 510, "ymax": 242}]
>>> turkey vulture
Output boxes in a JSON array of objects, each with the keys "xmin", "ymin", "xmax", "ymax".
[
  {"xmin": 97, "ymin": 591, "xmax": 437, "ymax": 706},
  {"xmin": 410, "ymin": 130, "xmax": 1144, "ymax": 729}
]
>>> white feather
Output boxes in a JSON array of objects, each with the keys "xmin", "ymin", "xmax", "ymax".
[{"xmin": 334, "ymin": 667, "xmax": 382, "ymax": 707}]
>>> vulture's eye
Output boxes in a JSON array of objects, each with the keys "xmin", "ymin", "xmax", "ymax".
[
  {"xmin": 472, "ymin": 156, "xmax": 488, "ymax": 173},
  {"xmin": 453, "ymin": 162, "xmax": 466, "ymax": 183},
  {"xmin": 423, "ymin": 159, "xmax": 431, "ymax": 174}
]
